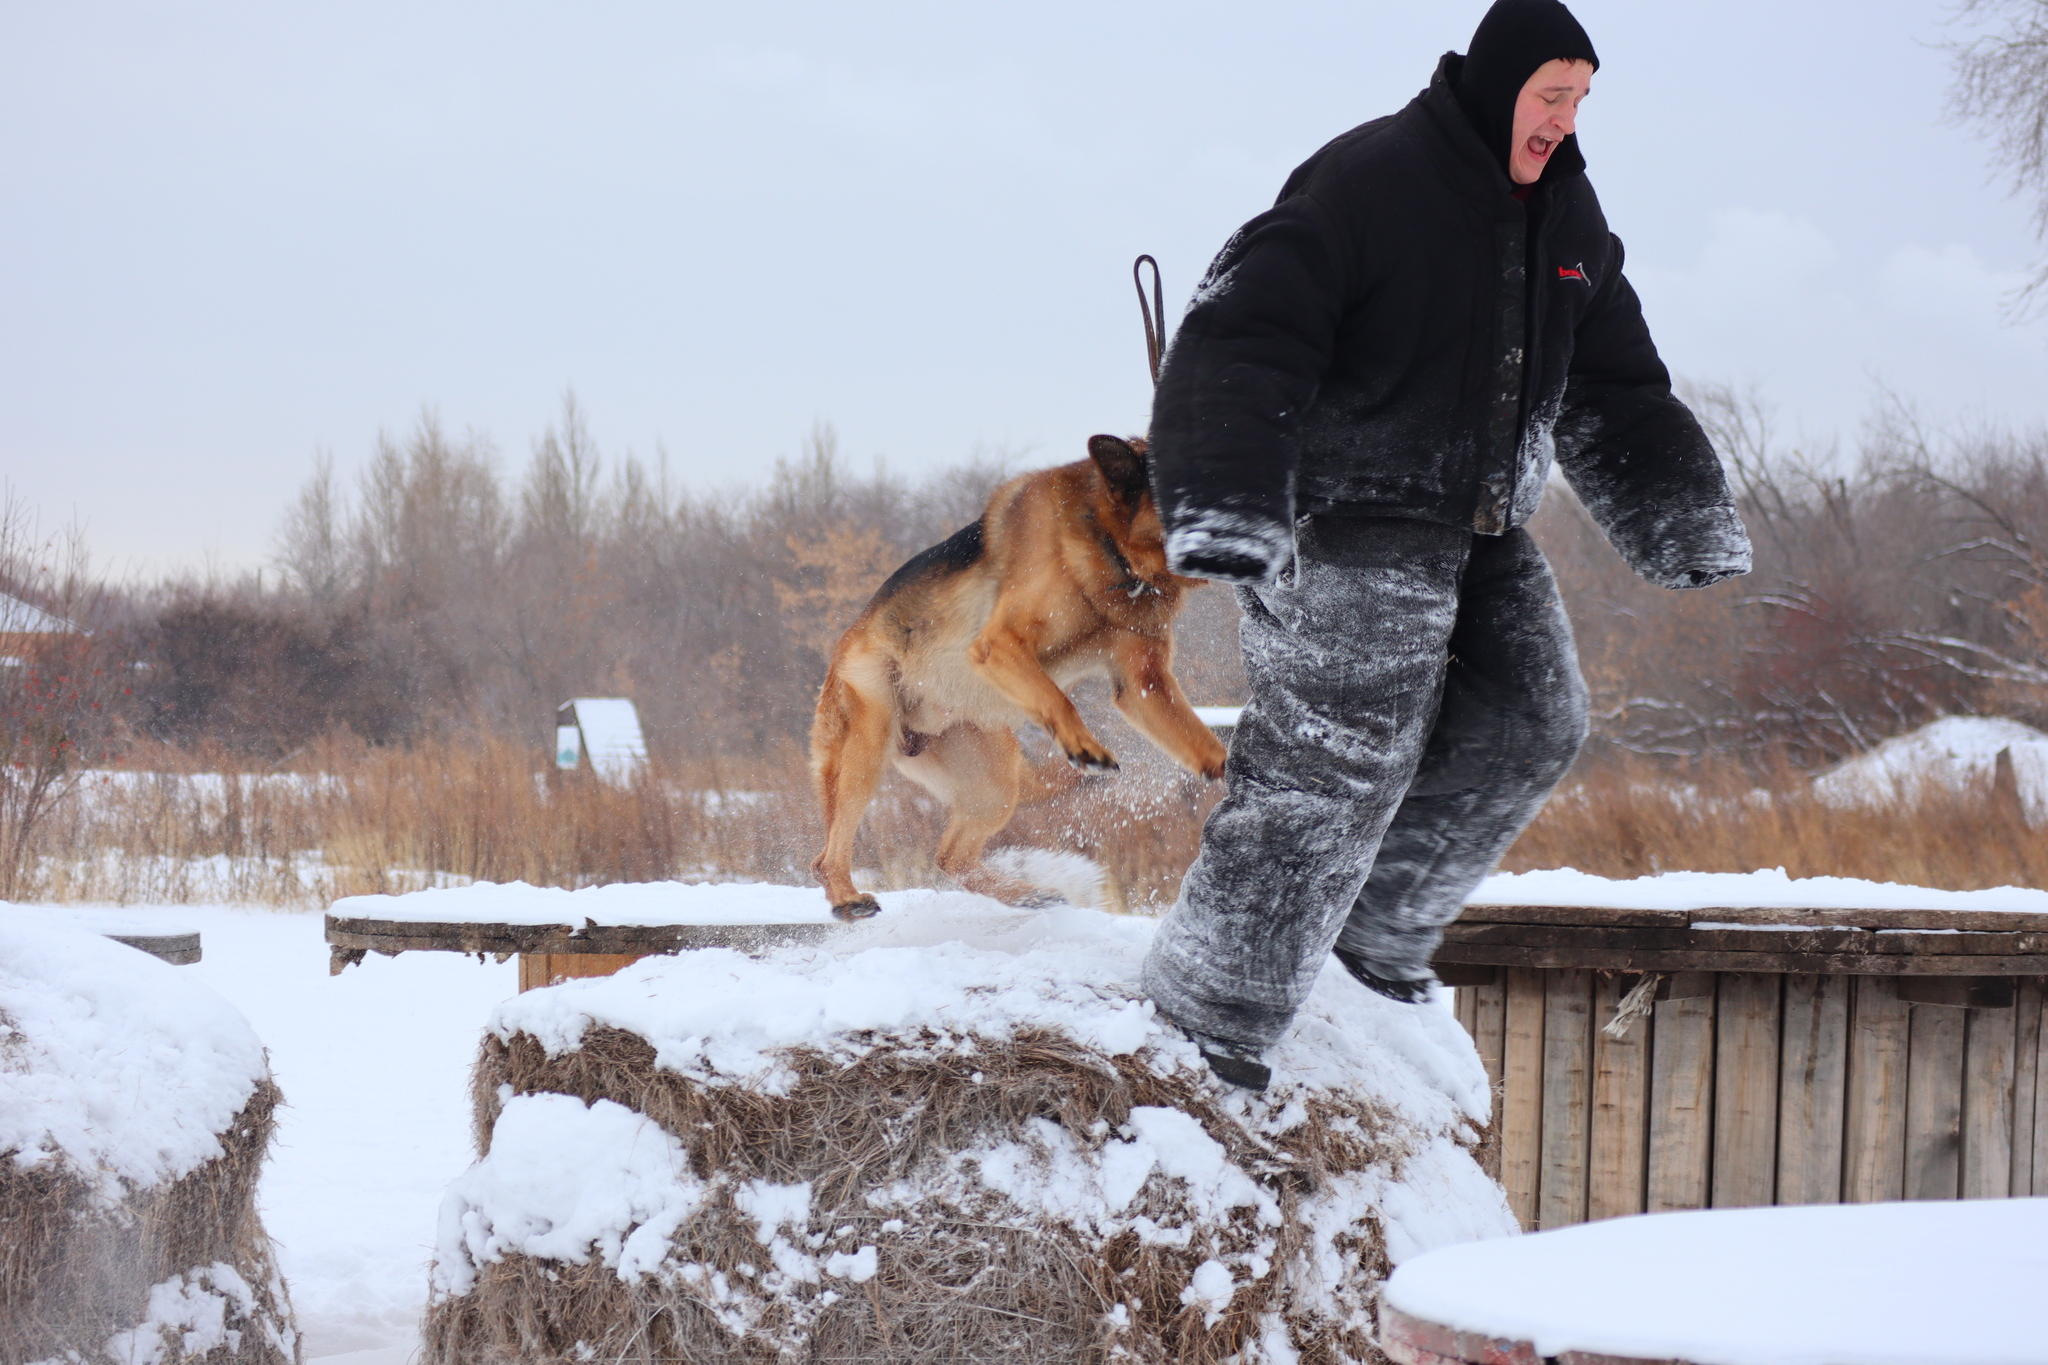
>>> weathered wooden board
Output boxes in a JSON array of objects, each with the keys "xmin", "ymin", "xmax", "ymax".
[
  {"xmin": 1905, "ymin": 1003, "xmax": 1967, "ymax": 1200},
  {"xmin": 1538, "ymin": 971, "xmax": 1594, "ymax": 1229},
  {"xmin": 1646, "ymin": 990, "xmax": 1714, "ymax": 1212},
  {"xmin": 1501, "ymin": 968, "xmax": 1546, "ymax": 1229},
  {"xmin": 325, "ymin": 913, "xmax": 842, "ymax": 974},
  {"xmin": 1444, "ymin": 921, "xmax": 2048, "ymax": 956},
  {"xmin": 1472, "ymin": 979, "xmax": 1508, "ymax": 1098},
  {"xmin": 1432, "ymin": 942, "xmax": 2048, "ymax": 976},
  {"xmin": 2023, "ymin": 982, "xmax": 2039, "ymax": 1195},
  {"xmin": 1460, "ymin": 905, "xmax": 1690, "ymax": 927},
  {"xmin": 104, "ymin": 931, "xmax": 202, "ymax": 965},
  {"xmin": 1961, "ymin": 1005, "xmax": 2017, "ymax": 1198},
  {"xmin": 1776, "ymin": 974, "xmax": 1847, "ymax": 1205},
  {"xmin": 1712, "ymin": 973, "xmax": 1781, "ymax": 1208},
  {"xmin": 2017, "ymin": 981, "xmax": 2043, "ymax": 1198},
  {"xmin": 1587, "ymin": 972, "xmax": 1650, "ymax": 1221},
  {"xmin": 518, "ymin": 952, "xmax": 648, "ymax": 992},
  {"xmin": 1459, "ymin": 903, "xmax": 2048, "ymax": 932},
  {"xmin": 1843, "ymin": 976, "xmax": 1910, "ymax": 1202}
]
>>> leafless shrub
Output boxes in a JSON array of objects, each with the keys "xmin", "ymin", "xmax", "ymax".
[{"xmin": 1948, "ymin": 0, "xmax": 2048, "ymax": 315}]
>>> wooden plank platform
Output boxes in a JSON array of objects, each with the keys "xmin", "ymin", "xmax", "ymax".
[
  {"xmin": 102, "ymin": 931, "xmax": 203, "ymax": 965},
  {"xmin": 324, "ymin": 913, "xmax": 842, "ymax": 976},
  {"xmin": 1442, "ymin": 898, "xmax": 2048, "ymax": 1229}
]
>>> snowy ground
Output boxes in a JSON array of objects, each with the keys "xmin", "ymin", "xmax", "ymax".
[
  {"xmin": 107, "ymin": 904, "xmax": 513, "ymax": 1365},
  {"xmin": 20, "ymin": 864, "xmax": 2046, "ymax": 1364}
]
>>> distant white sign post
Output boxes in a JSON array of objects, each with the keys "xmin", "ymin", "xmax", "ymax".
[{"xmin": 553, "ymin": 698, "xmax": 648, "ymax": 785}]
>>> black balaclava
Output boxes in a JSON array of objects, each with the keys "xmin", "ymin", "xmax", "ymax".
[{"xmin": 1454, "ymin": 0, "xmax": 1598, "ymax": 182}]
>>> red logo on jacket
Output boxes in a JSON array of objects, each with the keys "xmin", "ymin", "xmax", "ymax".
[{"xmin": 1558, "ymin": 262, "xmax": 1591, "ymax": 287}]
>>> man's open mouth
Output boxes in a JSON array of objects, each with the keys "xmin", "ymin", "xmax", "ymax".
[{"xmin": 1527, "ymin": 135, "xmax": 1556, "ymax": 159}]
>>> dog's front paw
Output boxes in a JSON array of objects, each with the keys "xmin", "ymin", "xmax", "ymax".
[
  {"xmin": 1065, "ymin": 745, "xmax": 1120, "ymax": 773},
  {"xmin": 831, "ymin": 894, "xmax": 882, "ymax": 922},
  {"xmin": 1198, "ymin": 755, "xmax": 1226, "ymax": 781}
]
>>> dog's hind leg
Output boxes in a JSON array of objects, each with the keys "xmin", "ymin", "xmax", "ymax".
[
  {"xmin": 896, "ymin": 724, "xmax": 1043, "ymax": 905},
  {"xmin": 810, "ymin": 670, "xmax": 895, "ymax": 920}
]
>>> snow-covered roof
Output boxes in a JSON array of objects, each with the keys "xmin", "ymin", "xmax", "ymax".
[
  {"xmin": 559, "ymin": 697, "xmax": 647, "ymax": 784},
  {"xmin": 1386, "ymin": 1199, "xmax": 2048, "ymax": 1365},
  {"xmin": 1814, "ymin": 715, "xmax": 2048, "ymax": 821},
  {"xmin": 0, "ymin": 590, "xmax": 80, "ymax": 636}
]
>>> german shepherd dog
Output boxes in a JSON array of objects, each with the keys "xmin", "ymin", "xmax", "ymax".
[{"xmin": 809, "ymin": 434, "xmax": 1228, "ymax": 918}]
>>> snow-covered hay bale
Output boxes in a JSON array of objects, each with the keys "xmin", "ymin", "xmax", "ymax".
[
  {"xmin": 425, "ymin": 896, "xmax": 1511, "ymax": 1364},
  {"xmin": 0, "ymin": 912, "xmax": 298, "ymax": 1365}
]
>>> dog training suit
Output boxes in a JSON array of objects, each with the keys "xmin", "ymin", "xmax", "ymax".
[{"xmin": 1141, "ymin": 0, "xmax": 1752, "ymax": 1051}]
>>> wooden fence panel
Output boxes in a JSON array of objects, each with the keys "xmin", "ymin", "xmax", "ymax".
[
  {"xmin": 1905, "ymin": 1003, "xmax": 1967, "ymax": 1200},
  {"xmin": 1588, "ymin": 972, "xmax": 1650, "ymax": 1221},
  {"xmin": 1501, "ymin": 968, "xmax": 1546, "ymax": 1228},
  {"xmin": 1961, "ymin": 1005, "xmax": 2017, "ymax": 1199},
  {"xmin": 1844, "ymin": 976, "xmax": 1910, "ymax": 1202},
  {"xmin": 1712, "ymin": 973, "xmax": 1783, "ymax": 1207},
  {"xmin": 1538, "ymin": 970, "xmax": 1594, "ymax": 1228},
  {"xmin": 1647, "ymin": 989, "xmax": 1715, "ymax": 1212},
  {"xmin": 1776, "ymin": 974, "xmax": 1848, "ymax": 1205},
  {"xmin": 2019, "ymin": 981, "xmax": 2046, "ymax": 1198}
]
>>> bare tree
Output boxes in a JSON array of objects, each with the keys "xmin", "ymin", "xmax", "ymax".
[
  {"xmin": 0, "ymin": 494, "xmax": 126, "ymax": 897},
  {"xmin": 1949, "ymin": 0, "xmax": 2048, "ymax": 315}
]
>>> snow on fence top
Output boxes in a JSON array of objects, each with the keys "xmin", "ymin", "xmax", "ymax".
[
  {"xmin": 1384, "ymin": 1199, "xmax": 2048, "ymax": 1365},
  {"xmin": 332, "ymin": 879, "xmax": 842, "ymax": 926},
  {"xmin": 1470, "ymin": 866, "xmax": 2048, "ymax": 914},
  {"xmin": 0, "ymin": 909, "xmax": 268, "ymax": 1197},
  {"xmin": 334, "ymin": 867, "xmax": 2048, "ymax": 931}
]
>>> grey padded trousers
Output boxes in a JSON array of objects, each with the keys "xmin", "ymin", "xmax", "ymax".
[{"xmin": 1141, "ymin": 514, "xmax": 1590, "ymax": 1049}]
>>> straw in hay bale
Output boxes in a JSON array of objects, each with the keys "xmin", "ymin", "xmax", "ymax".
[
  {"xmin": 423, "ymin": 896, "xmax": 1512, "ymax": 1364},
  {"xmin": 0, "ymin": 913, "xmax": 299, "ymax": 1365}
]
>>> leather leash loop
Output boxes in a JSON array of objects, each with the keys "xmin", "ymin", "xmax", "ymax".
[{"xmin": 1133, "ymin": 254, "xmax": 1166, "ymax": 386}]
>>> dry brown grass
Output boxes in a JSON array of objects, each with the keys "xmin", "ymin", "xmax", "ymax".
[
  {"xmin": 0, "ymin": 1078, "xmax": 297, "ymax": 1365},
  {"xmin": 1502, "ymin": 752, "xmax": 2048, "ymax": 890},
  {"xmin": 424, "ymin": 1024, "xmax": 1419, "ymax": 1365},
  {"xmin": 15, "ymin": 723, "xmax": 2045, "ymax": 909}
]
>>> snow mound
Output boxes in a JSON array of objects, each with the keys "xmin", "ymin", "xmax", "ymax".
[
  {"xmin": 425, "ymin": 893, "xmax": 1511, "ymax": 1364},
  {"xmin": 1, "ymin": 907, "xmax": 267, "ymax": 1195},
  {"xmin": 0, "ymin": 909, "xmax": 297, "ymax": 1365},
  {"xmin": 1813, "ymin": 714, "xmax": 2048, "ymax": 820},
  {"xmin": 1386, "ymin": 1199, "xmax": 2048, "ymax": 1365}
]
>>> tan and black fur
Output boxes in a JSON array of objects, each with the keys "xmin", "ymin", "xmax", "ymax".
[{"xmin": 810, "ymin": 435, "xmax": 1228, "ymax": 918}]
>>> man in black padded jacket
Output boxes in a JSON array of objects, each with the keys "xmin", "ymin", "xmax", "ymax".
[{"xmin": 1141, "ymin": 0, "xmax": 1751, "ymax": 1091}]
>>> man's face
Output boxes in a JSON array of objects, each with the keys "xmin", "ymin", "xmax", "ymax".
[{"xmin": 1509, "ymin": 58, "xmax": 1594, "ymax": 185}]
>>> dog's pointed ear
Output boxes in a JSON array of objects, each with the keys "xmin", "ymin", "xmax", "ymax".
[{"xmin": 1087, "ymin": 434, "xmax": 1149, "ymax": 507}]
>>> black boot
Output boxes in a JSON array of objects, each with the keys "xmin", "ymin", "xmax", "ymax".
[
  {"xmin": 1172, "ymin": 1022, "xmax": 1272, "ymax": 1091},
  {"xmin": 1331, "ymin": 947, "xmax": 1437, "ymax": 1005}
]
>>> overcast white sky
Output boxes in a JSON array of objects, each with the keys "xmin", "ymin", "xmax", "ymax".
[{"xmin": 5, "ymin": 0, "xmax": 2047, "ymax": 578}]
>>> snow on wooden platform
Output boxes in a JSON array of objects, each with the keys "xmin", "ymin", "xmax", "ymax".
[
  {"xmin": 336, "ymin": 867, "xmax": 2048, "ymax": 933},
  {"xmin": 1470, "ymin": 867, "xmax": 2048, "ymax": 915},
  {"xmin": 331, "ymin": 879, "xmax": 843, "ymax": 927},
  {"xmin": 1384, "ymin": 1199, "xmax": 2048, "ymax": 1365}
]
